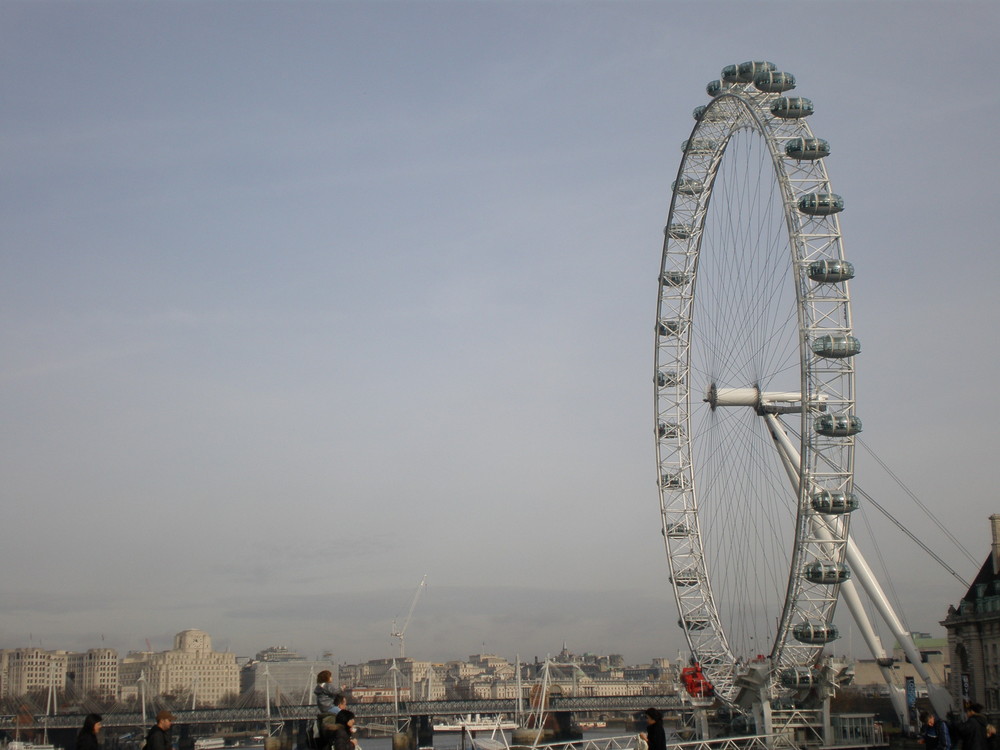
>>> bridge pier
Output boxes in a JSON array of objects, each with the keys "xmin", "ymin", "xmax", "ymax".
[
  {"xmin": 415, "ymin": 715, "xmax": 433, "ymax": 748},
  {"xmin": 552, "ymin": 712, "xmax": 582, "ymax": 742}
]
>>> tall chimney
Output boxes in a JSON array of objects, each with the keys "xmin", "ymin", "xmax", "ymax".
[{"xmin": 991, "ymin": 514, "xmax": 1000, "ymax": 575}]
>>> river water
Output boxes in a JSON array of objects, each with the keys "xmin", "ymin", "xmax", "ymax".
[{"xmin": 354, "ymin": 727, "xmax": 639, "ymax": 750}]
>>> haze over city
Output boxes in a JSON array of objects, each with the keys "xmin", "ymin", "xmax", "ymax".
[{"xmin": 2, "ymin": 2, "xmax": 999, "ymax": 666}]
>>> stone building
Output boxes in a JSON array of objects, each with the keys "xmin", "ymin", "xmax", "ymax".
[
  {"xmin": 0, "ymin": 647, "xmax": 118, "ymax": 700},
  {"xmin": 851, "ymin": 634, "xmax": 948, "ymax": 697},
  {"xmin": 120, "ymin": 629, "xmax": 239, "ymax": 707},
  {"xmin": 942, "ymin": 514, "xmax": 1000, "ymax": 716},
  {"xmin": 0, "ymin": 648, "xmax": 67, "ymax": 699},
  {"xmin": 66, "ymin": 648, "xmax": 120, "ymax": 700}
]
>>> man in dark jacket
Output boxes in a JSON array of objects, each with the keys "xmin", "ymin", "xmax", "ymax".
[
  {"xmin": 960, "ymin": 703, "xmax": 989, "ymax": 750},
  {"xmin": 146, "ymin": 710, "xmax": 175, "ymax": 750}
]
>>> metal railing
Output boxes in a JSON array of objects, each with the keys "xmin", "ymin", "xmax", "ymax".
[{"xmin": 497, "ymin": 734, "xmax": 793, "ymax": 750}]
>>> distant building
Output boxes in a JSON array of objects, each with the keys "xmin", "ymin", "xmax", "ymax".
[
  {"xmin": 339, "ymin": 657, "xmax": 444, "ymax": 702},
  {"xmin": 67, "ymin": 648, "xmax": 120, "ymax": 700},
  {"xmin": 240, "ymin": 646, "xmax": 334, "ymax": 705},
  {"xmin": 851, "ymin": 634, "xmax": 949, "ymax": 697},
  {"xmin": 0, "ymin": 648, "xmax": 68, "ymax": 699},
  {"xmin": 120, "ymin": 629, "xmax": 239, "ymax": 707},
  {"xmin": 0, "ymin": 647, "xmax": 118, "ymax": 700},
  {"xmin": 942, "ymin": 514, "xmax": 1000, "ymax": 716}
]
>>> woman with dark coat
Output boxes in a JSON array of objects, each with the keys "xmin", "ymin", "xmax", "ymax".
[
  {"xmin": 332, "ymin": 710, "xmax": 357, "ymax": 750},
  {"xmin": 77, "ymin": 714, "xmax": 103, "ymax": 750},
  {"xmin": 641, "ymin": 708, "xmax": 666, "ymax": 750}
]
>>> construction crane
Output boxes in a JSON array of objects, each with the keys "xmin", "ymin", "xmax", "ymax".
[{"xmin": 390, "ymin": 574, "xmax": 427, "ymax": 658}]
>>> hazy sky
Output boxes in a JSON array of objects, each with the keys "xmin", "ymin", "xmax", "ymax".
[{"xmin": 2, "ymin": 1, "xmax": 999, "ymax": 668}]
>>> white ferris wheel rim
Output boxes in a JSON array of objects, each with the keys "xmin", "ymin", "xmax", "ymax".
[{"xmin": 654, "ymin": 62, "xmax": 860, "ymax": 705}]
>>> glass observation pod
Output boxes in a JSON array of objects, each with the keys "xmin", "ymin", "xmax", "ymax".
[
  {"xmin": 809, "ymin": 259, "xmax": 855, "ymax": 283},
  {"xmin": 786, "ymin": 138, "xmax": 831, "ymax": 160},
  {"xmin": 793, "ymin": 621, "xmax": 840, "ymax": 645},
  {"xmin": 798, "ymin": 193, "xmax": 845, "ymax": 216},
  {"xmin": 780, "ymin": 667, "xmax": 817, "ymax": 688},
  {"xmin": 656, "ymin": 370, "xmax": 684, "ymax": 388},
  {"xmin": 803, "ymin": 561, "xmax": 852, "ymax": 585},
  {"xmin": 815, "ymin": 414, "xmax": 863, "ymax": 437},
  {"xmin": 771, "ymin": 97, "xmax": 814, "ymax": 119},
  {"xmin": 754, "ymin": 70, "xmax": 796, "ymax": 93},
  {"xmin": 661, "ymin": 472, "xmax": 686, "ymax": 489},
  {"xmin": 658, "ymin": 421, "xmax": 682, "ymax": 439},
  {"xmin": 692, "ymin": 105, "xmax": 726, "ymax": 122},
  {"xmin": 682, "ymin": 138, "xmax": 719, "ymax": 153},
  {"xmin": 673, "ymin": 177, "xmax": 705, "ymax": 195},
  {"xmin": 733, "ymin": 60, "xmax": 776, "ymax": 82},
  {"xmin": 706, "ymin": 79, "xmax": 725, "ymax": 97},
  {"xmin": 780, "ymin": 667, "xmax": 818, "ymax": 688},
  {"xmin": 657, "ymin": 318, "xmax": 686, "ymax": 336},
  {"xmin": 661, "ymin": 270, "xmax": 691, "ymax": 287},
  {"xmin": 811, "ymin": 490, "xmax": 860, "ymax": 514},
  {"xmin": 665, "ymin": 224, "xmax": 695, "ymax": 240},
  {"xmin": 670, "ymin": 574, "xmax": 699, "ymax": 587},
  {"xmin": 680, "ymin": 618, "xmax": 711, "ymax": 631},
  {"xmin": 664, "ymin": 522, "xmax": 690, "ymax": 537},
  {"xmin": 811, "ymin": 334, "xmax": 862, "ymax": 358}
]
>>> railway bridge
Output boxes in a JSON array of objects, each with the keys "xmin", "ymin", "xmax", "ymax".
[{"xmin": 1, "ymin": 694, "xmax": 688, "ymax": 732}]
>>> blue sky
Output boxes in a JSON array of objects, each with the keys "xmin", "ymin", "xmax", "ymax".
[{"xmin": 2, "ymin": 1, "xmax": 999, "ymax": 666}]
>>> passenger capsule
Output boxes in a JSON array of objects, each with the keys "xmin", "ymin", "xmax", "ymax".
[
  {"xmin": 673, "ymin": 177, "xmax": 704, "ymax": 195},
  {"xmin": 665, "ymin": 224, "xmax": 695, "ymax": 240},
  {"xmin": 660, "ymin": 472, "xmax": 686, "ymax": 489},
  {"xmin": 811, "ymin": 335, "xmax": 861, "ymax": 359},
  {"xmin": 670, "ymin": 574, "xmax": 699, "ymax": 587},
  {"xmin": 657, "ymin": 318, "xmax": 685, "ymax": 336},
  {"xmin": 780, "ymin": 667, "xmax": 817, "ymax": 688},
  {"xmin": 736, "ymin": 60, "xmax": 776, "ymax": 83},
  {"xmin": 679, "ymin": 618, "xmax": 710, "ymax": 631},
  {"xmin": 664, "ymin": 522, "xmax": 690, "ymax": 536},
  {"xmin": 658, "ymin": 421, "xmax": 682, "ymax": 439},
  {"xmin": 692, "ymin": 105, "xmax": 726, "ymax": 122},
  {"xmin": 721, "ymin": 64, "xmax": 740, "ymax": 83},
  {"xmin": 754, "ymin": 70, "xmax": 796, "ymax": 93},
  {"xmin": 706, "ymin": 80, "xmax": 724, "ymax": 97},
  {"xmin": 809, "ymin": 260, "xmax": 855, "ymax": 283},
  {"xmin": 811, "ymin": 490, "xmax": 859, "ymax": 515},
  {"xmin": 681, "ymin": 138, "xmax": 718, "ymax": 154},
  {"xmin": 815, "ymin": 414, "xmax": 862, "ymax": 437},
  {"xmin": 656, "ymin": 370, "xmax": 684, "ymax": 388},
  {"xmin": 803, "ymin": 561, "xmax": 851, "ymax": 585},
  {"xmin": 786, "ymin": 138, "xmax": 831, "ymax": 160},
  {"xmin": 798, "ymin": 193, "xmax": 844, "ymax": 216},
  {"xmin": 771, "ymin": 97, "xmax": 814, "ymax": 119},
  {"xmin": 661, "ymin": 270, "xmax": 690, "ymax": 287},
  {"xmin": 793, "ymin": 621, "xmax": 839, "ymax": 645}
]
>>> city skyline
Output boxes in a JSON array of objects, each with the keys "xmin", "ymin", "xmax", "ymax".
[{"xmin": 3, "ymin": 2, "xmax": 999, "ymax": 668}]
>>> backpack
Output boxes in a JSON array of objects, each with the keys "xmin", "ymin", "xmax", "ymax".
[{"xmin": 938, "ymin": 719, "xmax": 952, "ymax": 750}]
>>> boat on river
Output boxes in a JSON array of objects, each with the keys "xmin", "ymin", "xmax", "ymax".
[{"xmin": 432, "ymin": 715, "xmax": 516, "ymax": 733}]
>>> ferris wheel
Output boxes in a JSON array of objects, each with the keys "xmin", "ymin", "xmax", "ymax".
[{"xmin": 653, "ymin": 62, "xmax": 862, "ymax": 705}]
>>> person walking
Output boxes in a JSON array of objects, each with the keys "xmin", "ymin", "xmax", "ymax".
[
  {"xmin": 920, "ymin": 712, "xmax": 951, "ymax": 750},
  {"xmin": 640, "ymin": 708, "xmax": 666, "ymax": 750},
  {"xmin": 961, "ymin": 704, "xmax": 989, "ymax": 750},
  {"xmin": 146, "ymin": 710, "xmax": 175, "ymax": 750},
  {"xmin": 331, "ymin": 710, "xmax": 357, "ymax": 750},
  {"xmin": 76, "ymin": 714, "xmax": 103, "ymax": 750}
]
